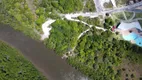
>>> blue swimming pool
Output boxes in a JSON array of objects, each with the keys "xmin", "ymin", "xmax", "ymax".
[
  {"xmin": 122, "ymin": 32, "xmax": 142, "ymax": 47},
  {"xmin": 122, "ymin": 32, "xmax": 138, "ymax": 41},
  {"xmin": 135, "ymin": 37, "xmax": 142, "ymax": 47}
]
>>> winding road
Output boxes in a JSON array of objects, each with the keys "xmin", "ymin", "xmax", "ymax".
[{"xmin": 0, "ymin": 25, "xmax": 86, "ymax": 80}]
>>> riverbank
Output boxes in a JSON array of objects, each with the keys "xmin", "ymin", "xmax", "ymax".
[
  {"xmin": 0, "ymin": 24, "xmax": 86, "ymax": 80},
  {"xmin": 0, "ymin": 40, "xmax": 46, "ymax": 80}
]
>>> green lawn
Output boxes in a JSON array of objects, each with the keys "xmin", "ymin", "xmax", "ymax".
[{"xmin": 0, "ymin": 41, "xmax": 46, "ymax": 80}]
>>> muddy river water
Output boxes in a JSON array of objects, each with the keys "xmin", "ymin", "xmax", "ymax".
[{"xmin": 0, "ymin": 25, "xmax": 87, "ymax": 80}]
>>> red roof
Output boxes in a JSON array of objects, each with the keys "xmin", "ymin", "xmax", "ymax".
[{"xmin": 112, "ymin": 26, "xmax": 116, "ymax": 31}]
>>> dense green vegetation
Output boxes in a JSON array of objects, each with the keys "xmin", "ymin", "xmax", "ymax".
[
  {"xmin": 104, "ymin": 17, "xmax": 114, "ymax": 29},
  {"xmin": 79, "ymin": 17, "xmax": 101, "ymax": 26},
  {"xmin": 67, "ymin": 26, "xmax": 142, "ymax": 80},
  {"xmin": 83, "ymin": 0, "xmax": 96, "ymax": 12},
  {"xmin": 44, "ymin": 20, "xmax": 88, "ymax": 55},
  {"xmin": 0, "ymin": 0, "xmax": 40, "ymax": 40},
  {"xmin": 39, "ymin": 0, "xmax": 83, "ymax": 13},
  {"xmin": 0, "ymin": 41, "xmax": 46, "ymax": 80},
  {"xmin": 0, "ymin": 0, "xmax": 141, "ymax": 80},
  {"xmin": 0, "ymin": 0, "xmax": 85, "ymax": 40}
]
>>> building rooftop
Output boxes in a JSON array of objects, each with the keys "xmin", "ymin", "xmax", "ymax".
[
  {"xmin": 118, "ymin": 21, "xmax": 142, "ymax": 31},
  {"xmin": 116, "ymin": 21, "xmax": 142, "ymax": 47}
]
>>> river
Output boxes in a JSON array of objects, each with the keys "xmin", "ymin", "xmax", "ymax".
[{"xmin": 0, "ymin": 24, "xmax": 87, "ymax": 80}]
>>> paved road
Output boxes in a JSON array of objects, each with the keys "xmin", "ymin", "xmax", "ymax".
[
  {"xmin": 93, "ymin": 0, "xmax": 103, "ymax": 12},
  {"xmin": 126, "ymin": 9, "xmax": 142, "ymax": 13},
  {"xmin": 104, "ymin": 2, "xmax": 142, "ymax": 13},
  {"xmin": 62, "ymin": 2, "xmax": 142, "ymax": 18},
  {"xmin": 0, "ymin": 25, "xmax": 85, "ymax": 80}
]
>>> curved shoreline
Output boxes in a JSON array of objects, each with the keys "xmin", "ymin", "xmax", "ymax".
[{"xmin": 0, "ymin": 24, "xmax": 84, "ymax": 80}]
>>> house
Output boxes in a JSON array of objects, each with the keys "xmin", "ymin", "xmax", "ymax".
[{"xmin": 114, "ymin": 21, "xmax": 142, "ymax": 47}]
